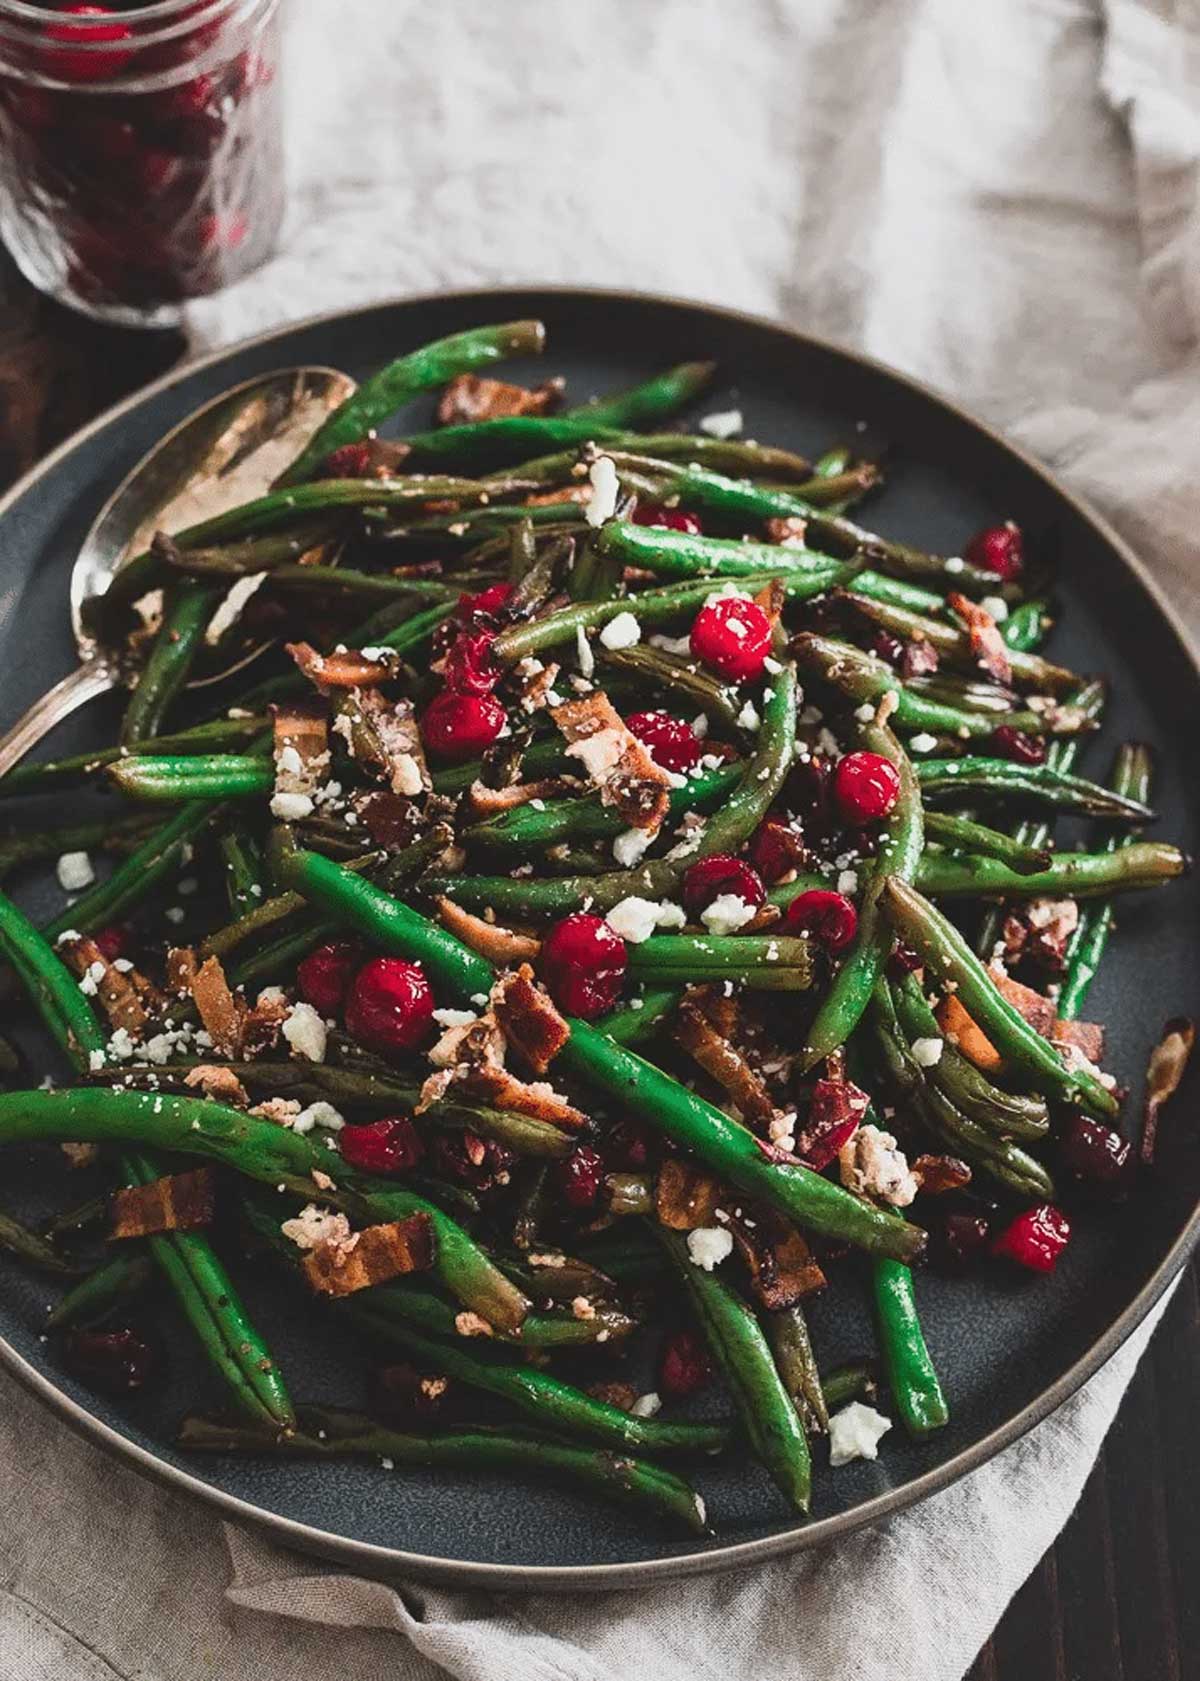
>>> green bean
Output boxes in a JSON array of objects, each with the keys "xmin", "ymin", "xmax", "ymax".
[
  {"xmin": 917, "ymin": 756, "xmax": 1149, "ymax": 820},
  {"xmin": 0, "ymin": 1211, "xmax": 85, "ymax": 1276},
  {"xmin": 924, "ymin": 810, "xmax": 1052, "ymax": 874},
  {"xmin": 279, "ymin": 847, "xmax": 923, "ymax": 1262},
  {"xmin": 872, "ymin": 1257, "xmax": 948, "ymax": 1436},
  {"xmin": 218, "ymin": 828, "xmax": 266, "ymax": 916},
  {"xmin": 820, "ymin": 1362, "xmax": 878, "ymax": 1412},
  {"xmin": 802, "ymin": 714, "xmax": 922, "ymax": 1069},
  {"xmin": 916, "ymin": 842, "xmax": 1186, "ymax": 900},
  {"xmin": 765, "ymin": 1302, "xmax": 829, "ymax": 1435},
  {"xmin": 493, "ymin": 566, "xmax": 853, "ymax": 665},
  {"xmin": 834, "ymin": 591, "xmax": 1076, "ymax": 694},
  {"xmin": 119, "ymin": 582, "xmax": 217, "ymax": 746},
  {"xmin": 882, "ymin": 876, "xmax": 1118, "ymax": 1118},
  {"xmin": 43, "ymin": 801, "xmax": 226, "ymax": 942},
  {"xmin": 348, "ymin": 1305, "xmax": 728, "ymax": 1457},
  {"xmin": 0, "ymin": 812, "xmax": 159, "ymax": 880},
  {"xmin": 179, "ymin": 1408, "xmax": 709, "ymax": 1534},
  {"xmin": 46, "ymin": 1251, "xmax": 157, "ymax": 1329},
  {"xmin": 152, "ymin": 519, "xmax": 345, "ymax": 579},
  {"xmin": 598, "ymin": 644, "xmax": 746, "ymax": 730},
  {"xmin": 210, "ymin": 562, "xmax": 456, "ymax": 602},
  {"xmin": 463, "ymin": 760, "xmax": 741, "ymax": 853},
  {"xmin": 656, "ymin": 1228, "xmax": 811, "ymax": 1512},
  {"xmin": 430, "ymin": 733, "xmax": 566, "ymax": 797},
  {"xmin": 0, "ymin": 715, "xmax": 270, "ymax": 796},
  {"xmin": 227, "ymin": 914, "xmax": 341, "ymax": 991},
  {"xmin": 1058, "ymin": 743, "xmax": 1153, "ymax": 1020},
  {"xmin": 599, "ymin": 989, "xmax": 681, "ymax": 1045},
  {"xmin": 279, "ymin": 319, "xmax": 548, "ymax": 486},
  {"xmin": 1002, "ymin": 600, "xmax": 1050, "ymax": 651},
  {"xmin": 109, "ymin": 754, "xmax": 272, "ymax": 802},
  {"xmin": 628, "ymin": 933, "xmax": 814, "ymax": 991},
  {"xmin": 0, "ymin": 888, "xmax": 107, "ymax": 1064}
]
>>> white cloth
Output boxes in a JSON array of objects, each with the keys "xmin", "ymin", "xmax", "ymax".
[{"xmin": 9, "ymin": 1, "xmax": 1199, "ymax": 1676}]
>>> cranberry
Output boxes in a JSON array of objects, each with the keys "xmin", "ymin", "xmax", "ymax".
[
  {"xmin": 964, "ymin": 520, "xmax": 1024, "ymax": 582},
  {"xmin": 886, "ymin": 939, "xmax": 923, "ymax": 978},
  {"xmin": 626, "ymin": 710, "xmax": 703, "ymax": 775},
  {"xmin": 990, "ymin": 725, "xmax": 1047, "ymax": 766},
  {"xmin": 689, "ymin": 594, "xmax": 772, "ymax": 682},
  {"xmin": 1060, "ymin": 1113, "xmax": 1132, "ymax": 1188},
  {"xmin": 321, "ymin": 442, "xmax": 374, "ymax": 478},
  {"xmin": 782, "ymin": 889, "xmax": 858, "ymax": 953},
  {"xmin": 749, "ymin": 815, "xmax": 808, "ymax": 884},
  {"xmin": 199, "ymin": 211, "xmax": 249, "ymax": 253},
  {"xmin": 61, "ymin": 1326, "xmax": 154, "ymax": 1393},
  {"xmin": 870, "ymin": 630, "xmax": 905, "ymax": 668},
  {"xmin": 458, "ymin": 581, "xmax": 514, "ymax": 623},
  {"xmin": 430, "ymin": 1131, "xmax": 516, "ymax": 1192},
  {"xmin": 133, "ymin": 149, "xmax": 181, "ymax": 196},
  {"xmin": 833, "ymin": 750, "xmax": 901, "ymax": 825},
  {"xmin": 343, "ymin": 957, "xmax": 434, "ymax": 1055},
  {"xmin": 992, "ymin": 1203, "xmax": 1071, "ymax": 1272},
  {"xmin": 557, "ymin": 1143, "xmax": 605, "ymax": 1209},
  {"xmin": 681, "ymin": 854, "xmax": 765, "ymax": 921},
  {"xmin": 339, "ymin": 1116, "xmax": 424, "ymax": 1176},
  {"xmin": 796, "ymin": 1077, "xmax": 869, "ymax": 1169},
  {"xmin": 659, "ymin": 1327, "xmax": 713, "ymax": 1397},
  {"xmin": 158, "ymin": 72, "xmax": 216, "ymax": 121},
  {"xmin": 901, "ymin": 637, "xmax": 940, "ymax": 680},
  {"xmin": 43, "ymin": 6, "xmax": 133, "ymax": 83},
  {"xmin": 631, "ymin": 501, "xmax": 703, "ymax": 535},
  {"xmin": 929, "ymin": 1212, "xmax": 992, "ymax": 1273},
  {"xmin": 540, "ymin": 914, "xmax": 627, "ymax": 1020},
  {"xmin": 297, "ymin": 940, "xmax": 360, "ymax": 1015},
  {"xmin": 420, "ymin": 690, "xmax": 506, "ymax": 761},
  {"xmin": 443, "ymin": 628, "xmax": 500, "ymax": 695},
  {"xmin": 92, "ymin": 925, "xmax": 128, "ymax": 962}
]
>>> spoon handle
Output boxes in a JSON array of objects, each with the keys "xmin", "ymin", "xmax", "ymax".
[{"xmin": 0, "ymin": 657, "xmax": 120, "ymax": 780}]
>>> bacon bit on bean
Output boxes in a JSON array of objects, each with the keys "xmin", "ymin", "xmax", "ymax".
[
  {"xmin": 794, "ymin": 1077, "xmax": 870, "ymax": 1171},
  {"xmin": 947, "ymin": 592, "xmax": 1012, "ymax": 686},
  {"xmin": 436, "ymin": 373, "xmax": 564, "ymax": 425},
  {"xmin": 303, "ymin": 1213, "xmax": 434, "ymax": 1296},
  {"xmin": 285, "ymin": 642, "xmax": 400, "ymax": 690},
  {"xmin": 1141, "ymin": 1016, "xmax": 1195, "ymax": 1165},
  {"xmin": 436, "ymin": 897, "xmax": 541, "ymax": 965},
  {"xmin": 654, "ymin": 1156, "xmax": 724, "ymax": 1230},
  {"xmin": 111, "ymin": 1168, "xmax": 215, "ymax": 1239}
]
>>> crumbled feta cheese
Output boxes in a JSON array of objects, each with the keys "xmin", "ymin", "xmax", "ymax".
[
  {"xmin": 165, "ymin": 906, "xmax": 185, "ymax": 925},
  {"xmin": 648, "ymin": 632, "xmax": 692, "ymax": 655},
  {"xmin": 854, "ymin": 702, "xmax": 876, "ymax": 723},
  {"xmin": 276, "ymin": 744, "xmax": 304, "ymax": 777},
  {"xmin": 909, "ymin": 732, "xmax": 939, "ymax": 754},
  {"xmin": 585, "ymin": 455, "xmax": 620, "ymax": 527},
  {"xmin": 612, "ymin": 826, "xmax": 655, "ymax": 867},
  {"xmin": 433, "ymin": 1008, "xmax": 479, "ymax": 1029},
  {"xmin": 631, "ymin": 1392, "xmax": 662, "ymax": 1418},
  {"xmin": 837, "ymin": 869, "xmax": 859, "ymax": 897},
  {"xmin": 599, "ymin": 610, "xmax": 641, "ymax": 651},
  {"xmin": 687, "ymin": 1226, "xmax": 734, "ymax": 1270},
  {"xmin": 701, "ymin": 893, "xmax": 757, "ymax": 935},
  {"xmin": 911, "ymin": 1036, "xmax": 944, "ymax": 1068},
  {"xmin": 56, "ymin": 852, "xmax": 94, "ymax": 892},
  {"xmin": 206, "ymin": 572, "xmax": 267, "ymax": 645},
  {"xmin": 606, "ymin": 896, "xmax": 682, "ymax": 943},
  {"xmin": 838, "ymin": 1123, "xmax": 920, "ymax": 1207},
  {"xmin": 564, "ymin": 725, "xmax": 625, "ymax": 781},
  {"xmin": 655, "ymin": 900, "xmax": 687, "ymax": 930},
  {"xmin": 106, "ymin": 1028, "xmax": 134, "ymax": 1061},
  {"xmin": 292, "ymin": 1100, "xmax": 344, "ymax": 1135},
  {"xmin": 281, "ymin": 1204, "xmax": 351, "ymax": 1251},
  {"xmin": 575, "ymin": 624, "xmax": 595, "ymax": 678},
  {"xmin": 944, "ymin": 555, "xmax": 965, "ymax": 574},
  {"xmin": 270, "ymin": 791, "xmax": 314, "ymax": 821},
  {"xmin": 980, "ymin": 595, "xmax": 1009, "ymax": 622},
  {"xmin": 698, "ymin": 408, "xmax": 743, "ymax": 439},
  {"xmin": 88, "ymin": 1049, "xmax": 106, "ymax": 1072},
  {"xmin": 829, "ymin": 1401, "xmax": 893, "ymax": 1466},
  {"xmin": 691, "ymin": 713, "xmax": 709, "ymax": 739},
  {"xmin": 763, "ymin": 655, "xmax": 783, "ymax": 675},
  {"xmin": 736, "ymin": 699, "xmax": 760, "ymax": 731},
  {"xmin": 281, "ymin": 1001, "xmax": 327, "ymax": 1063}
]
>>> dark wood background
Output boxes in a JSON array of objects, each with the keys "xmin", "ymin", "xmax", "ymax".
[{"xmin": 0, "ymin": 249, "xmax": 1195, "ymax": 1681}]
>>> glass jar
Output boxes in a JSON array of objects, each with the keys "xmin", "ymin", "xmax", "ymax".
[{"xmin": 0, "ymin": 0, "xmax": 284, "ymax": 326}]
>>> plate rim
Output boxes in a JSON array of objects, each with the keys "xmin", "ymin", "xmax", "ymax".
[{"xmin": 1, "ymin": 282, "xmax": 1197, "ymax": 1589}]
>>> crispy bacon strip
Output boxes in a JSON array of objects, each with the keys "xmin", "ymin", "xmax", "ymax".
[
  {"xmin": 525, "ymin": 485, "xmax": 591, "ymax": 508},
  {"xmin": 303, "ymin": 1213, "xmax": 434, "ymax": 1296},
  {"xmin": 654, "ymin": 1158, "xmax": 723, "ymax": 1230},
  {"xmin": 59, "ymin": 935, "xmax": 154, "ymax": 1038},
  {"xmin": 1141, "ymin": 1016, "xmax": 1195, "ymax": 1165},
  {"xmin": 986, "ymin": 964, "xmax": 1057, "ymax": 1036},
  {"xmin": 436, "ymin": 898, "xmax": 541, "ymax": 965},
  {"xmin": 1051, "ymin": 1018, "xmax": 1106, "ymax": 1065},
  {"xmin": 420, "ymin": 1007, "xmax": 584, "ymax": 1129},
  {"xmin": 464, "ymin": 777, "xmax": 576, "ymax": 818},
  {"xmin": 911, "ymin": 1154, "xmax": 972, "ymax": 1194},
  {"xmin": 112, "ymin": 1168, "xmax": 215, "ymax": 1239},
  {"xmin": 183, "ymin": 1065, "xmax": 250, "ymax": 1107},
  {"xmin": 935, "ymin": 991, "xmax": 1003, "ymax": 1072},
  {"xmin": 947, "ymin": 591, "xmax": 1012, "ymax": 686},
  {"xmin": 727, "ymin": 1215, "xmax": 826, "ymax": 1309},
  {"xmin": 491, "ymin": 964, "xmax": 569, "ymax": 1074},
  {"xmin": 286, "ymin": 642, "xmax": 400, "ymax": 690},
  {"xmin": 191, "ymin": 954, "xmax": 245, "ymax": 1058},
  {"xmin": 753, "ymin": 577, "xmax": 786, "ymax": 634},
  {"xmin": 436, "ymin": 373, "xmax": 564, "ymax": 426},
  {"xmin": 676, "ymin": 999, "xmax": 777, "ymax": 1129},
  {"xmin": 271, "ymin": 700, "xmax": 329, "ymax": 799},
  {"xmin": 551, "ymin": 691, "xmax": 671, "ymax": 830}
]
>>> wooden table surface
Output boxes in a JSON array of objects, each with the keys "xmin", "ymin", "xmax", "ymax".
[{"xmin": 0, "ymin": 250, "xmax": 1195, "ymax": 1681}]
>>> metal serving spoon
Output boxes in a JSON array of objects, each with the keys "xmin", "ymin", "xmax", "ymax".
[{"xmin": 0, "ymin": 364, "xmax": 356, "ymax": 779}]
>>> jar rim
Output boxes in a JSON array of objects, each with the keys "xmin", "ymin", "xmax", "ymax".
[{"xmin": 0, "ymin": 0, "xmax": 279, "ymax": 88}]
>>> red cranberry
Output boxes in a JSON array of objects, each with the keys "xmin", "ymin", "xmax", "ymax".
[
  {"xmin": 199, "ymin": 211, "xmax": 249, "ymax": 253},
  {"xmin": 659, "ymin": 1327, "xmax": 713, "ymax": 1397},
  {"xmin": 964, "ymin": 520, "xmax": 1024, "ymax": 582},
  {"xmin": 689, "ymin": 594, "xmax": 772, "ymax": 682},
  {"xmin": 930, "ymin": 1212, "xmax": 992, "ymax": 1273},
  {"xmin": 833, "ymin": 750, "xmax": 901, "ymax": 825},
  {"xmin": 870, "ymin": 630, "xmax": 905, "ymax": 667},
  {"xmin": 681, "ymin": 854, "xmax": 765, "ymax": 921},
  {"xmin": 296, "ymin": 941, "xmax": 360, "ymax": 1016},
  {"xmin": 339, "ymin": 1116, "xmax": 424, "ymax": 1176},
  {"xmin": 631, "ymin": 501, "xmax": 703, "ymax": 535},
  {"xmin": 458, "ymin": 581, "xmax": 514, "ymax": 623},
  {"xmin": 557, "ymin": 1143, "xmax": 605, "ymax": 1209},
  {"xmin": 749, "ymin": 816, "xmax": 808, "ymax": 884},
  {"xmin": 992, "ymin": 1203, "xmax": 1070, "ymax": 1272},
  {"xmin": 321, "ymin": 442, "xmax": 374, "ymax": 478},
  {"xmin": 1060, "ymin": 1113, "xmax": 1131, "ymax": 1188},
  {"xmin": 420, "ymin": 690, "xmax": 506, "ymax": 761},
  {"xmin": 158, "ymin": 71, "xmax": 216, "ymax": 121},
  {"xmin": 796, "ymin": 1076, "xmax": 870, "ymax": 1169},
  {"xmin": 886, "ymin": 939, "xmax": 923, "ymax": 978},
  {"xmin": 783, "ymin": 889, "xmax": 858, "ymax": 953},
  {"xmin": 990, "ymin": 725, "xmax": 1047, "ymax": 766},
  {"xmin": 430, "ymin": 1132, "xmax": 515, "ymax": 1192},
  {"xmin": 133, "ymin": 149, "xmax": 181, "ymax": 196},
  {"xmin": 443, "ymin": 628, "xmax": 500, "ymax": 695},
  {"xmin": 344, "ymin": 957, "xmax": 434, "ymax": 1055},
  {"xmin": 626, "ymin": 709, "xmax": 703, "ymax": 775},
  {"xmin": 61, "ymin": 1326, "xmax": 154, "ymax": 1393},
  {"xmin": 43, "ymin": 6, "xmax": 133, "ymax": 83},
  {"xmin": 540, "ymin": 914, "xmax": 627, "ymax": 1020},
  {"xmin": 92, "ymin": 925, "xmax": 128, "ymax": 962}
]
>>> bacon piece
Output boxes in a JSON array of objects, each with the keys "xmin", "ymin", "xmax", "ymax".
[
  {"xmin": 753, "ymin": 578, "xmax": 786, "ymax": 634},
  {"xmin": 935, "ymin": 991, "xmax": 1003, "ymax": 1072},
  {"xmin": 111, "ymin": 1168, "xmax": 215, "ymax": 1239},
  {"xmin": 285, "ymin": 642, "xmax": 400, "ymax": 690},
  {"xmin": 436, "ymin": 373, "xmax": 564, "ymax": 426},
  {"xmin": 190, "ymin": 954, "xmax": 245, "ymax": 1058},
  {"xmin": 59, "ymin": 935, "xmax": 154, "ymax": 1038},
  {"xmin": 183, "ymin": 1065, "xmax": 250, "ymax": 1107},
  {"xmin": 491, "ymin": 964, "xmax": 569, "ymax": 1074},
  {"xmin": 948, "ymin": 592, "xmax": 1012, "ymax": 686},
  {"xmin": 512, "ymin": 657, "xmax": 562, "ymax": 714},
  {"xmin": 436, "ymin": 898, "xmax": 541, "ymax": 965},
  {"xmin": 1141, "ymin": 1016, "xmax": 1195, "ymax": 1165},
  {"xmin": 302, "ymin": 1213, "xmax": 434, "ymax": 1296},
  {"xmin": 655, "ymin": 1158, "xmax": 723, "ymax": 1230},
  {"xmin": 1001, "ymin": 897, "xmax": 1079, "ymax": 973},
  {"xmin": 165, "ymin": 945, "xmax": 198, "ymax": 999},
  {"xmin": 271, "ymin": 700, "xmax": 330, "ymax": 800},
  {"xmin": 727, "ymin": 1214, "xmax": 826, "ymax": 1309},
  {"xmin": 524, "ymin": 485, "xmax": 591, "ymax": 508},
  {"xmin": 1051, "ymin": 1018, "xmax": 1106, "ymax": 1065},
  {"xmin": 551, "ymin": 691, "xmax": 671, "ymax": 831},
  {"xmin": 420, "ymin": 1006, "xmax": 584, "ymax": 1129},
  {"xmin": 676, "ymin": 999, "xmax": 777, "ymax": 1129},
  {"xmin": 338, "ymin": 689, "xmax": 429, "ymax": 796},
  {"xmin": 986, "ymin": 964, "xmax": 1057, "ymax": 1037},
  {"xmin": 912, "ymin": 1153, "xmax": 972, "ymax": 1194},
  {"xmin": 464, "ymin": 777, "xmax": 576, "ymax": 818}
]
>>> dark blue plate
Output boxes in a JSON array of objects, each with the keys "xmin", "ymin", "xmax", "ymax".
[{"xmin": 0, "ymin": 288, "xmax": 1196, "ymax": 1586}]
